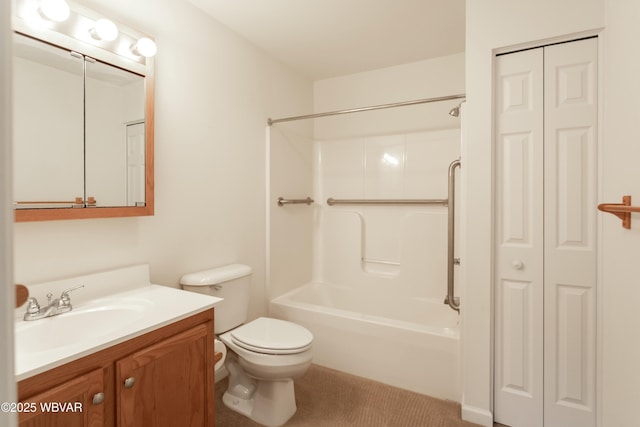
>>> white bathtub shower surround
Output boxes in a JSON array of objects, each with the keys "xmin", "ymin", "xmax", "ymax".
[
  {"xmin": 270, "ymin": 282, "xmax": 460, "ymax": 401},
  {"xmin": 314, "ymin": 128, "xmax": 461, "ymax": 299},
  {"xmin": 268, "ymin": 92, "xmax": 463, "ymax": 400},
  {"xmin": 267, "ymin": 126, "xmax": 464, "ymax": 400}
]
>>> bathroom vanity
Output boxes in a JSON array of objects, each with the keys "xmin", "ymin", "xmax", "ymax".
[
  {"xmin": 14, "ymin": 265, "xmax": 221, "ymax": 427},
  {"xmin": 18, "ymin": 310, "xmax": 214, "ymax": 427}
]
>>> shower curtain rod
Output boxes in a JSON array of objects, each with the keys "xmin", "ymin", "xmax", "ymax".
[{"xmin": 267, "ymin": 93, "xmax": 466, "ymax": 126}]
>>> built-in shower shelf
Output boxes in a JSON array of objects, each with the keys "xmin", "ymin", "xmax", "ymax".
[{"xmin": 598, "ymin": 195, "xmax": 640, "ymax": 229}]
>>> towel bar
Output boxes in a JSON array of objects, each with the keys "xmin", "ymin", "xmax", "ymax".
[{"xmin": 597, "ymin": 195, "xmax": 640, "ymax": 229}]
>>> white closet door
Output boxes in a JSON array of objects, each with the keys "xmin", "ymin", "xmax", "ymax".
[
  {"xmin": 543, "ymin": 38, "xmax": 597, "ymax": 427},
  {"xmin": 494, "ymin": 37, "xmax": 597, "ymax": 427},
  {"xmin": 494, "ymin": 47, "xmax": 545, "ymax": 427}
]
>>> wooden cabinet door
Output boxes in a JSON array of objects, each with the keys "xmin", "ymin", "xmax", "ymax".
[
  {"xmin": 116, "ymin": 324, "xmax": 213, "ymax": 427},
  {"xmin": 19, "ymin": 368, "xmax": 104, "ymax": 427}
]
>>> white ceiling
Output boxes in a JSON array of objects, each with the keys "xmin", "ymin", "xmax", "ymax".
[{"xmin": 186, "ymin": 0, "xmax": 465, "ymax": 80}]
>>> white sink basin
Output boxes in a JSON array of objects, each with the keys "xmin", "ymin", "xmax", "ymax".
[{"xmin": 15, "ymin": 303, "xmax": 148, "ymax": 355}]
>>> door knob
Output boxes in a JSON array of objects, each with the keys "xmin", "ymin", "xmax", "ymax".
[
  {"xmin": 512, "ymin": 259, "xmax": 524, "ymax": 270},
  {"xmin": 124, "ymin": 377, "xmax": 136, "ymax": 389}
]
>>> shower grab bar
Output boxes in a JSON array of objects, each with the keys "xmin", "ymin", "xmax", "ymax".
[
  {"xmin": 325, "ymin": 159, "xmax": 462, "ymax": 313},
  {"xmin": 327, "ymin": 198, "xmax": 447, "ymax": 206},
  {"xmin": 444, "ymin": 159, "xmax": 461, "ymax": 313},
  {"xmin": 277, "ymin": 197, "xmax": 314, "ymax": 207}
]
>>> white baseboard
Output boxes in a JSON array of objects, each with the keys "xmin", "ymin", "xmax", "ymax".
[{"xmin": 461, "ymin": 404, "xmax": 493, "ymax": 427}]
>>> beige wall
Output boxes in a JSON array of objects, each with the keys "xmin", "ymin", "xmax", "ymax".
[
  {"xmin": 314, "ymin": 54, "xmax": 465, "ymax": 140},
  {"xmin": 600, "ymin": 1, "xmax": 640, "ymax": 424},
  {"xmin": 12, "ymin": 0, "xmax": 313, "ymax": 321}
]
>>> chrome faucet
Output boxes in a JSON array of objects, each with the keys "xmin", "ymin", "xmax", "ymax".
[{"xmin": 23, "ymin": 285, "xmax": 85, "ymax": 321}]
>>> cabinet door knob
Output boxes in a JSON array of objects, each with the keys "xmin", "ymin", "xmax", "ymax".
[
  {"xmin": 92, "ymin": 392, "xmax": 104, "ymax": 405},
  {"xmin": 512, "ymin": 259, "xmax": 524, "ymax": 270},
  {"xmin": 124, "ymin": 377, "xmax": 136, "ymax": 389}
]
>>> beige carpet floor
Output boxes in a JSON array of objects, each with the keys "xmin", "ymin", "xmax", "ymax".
[{"xmin": 215, "ymin": 364, "xmax": 482, "ymax": 427}]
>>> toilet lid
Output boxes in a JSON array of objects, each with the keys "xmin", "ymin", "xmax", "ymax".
[{"xmin": 230, "ymin": 317, "xmax": 313, "ymax": 355}]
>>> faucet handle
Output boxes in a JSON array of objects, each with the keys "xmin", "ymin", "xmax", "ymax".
[
  {"xmin": 60, "ymin": 284, "xmax": 85, "ymax": 304},
  {"xmin": 25, "ymin": 297, "xmax": 40, "ymax": 314}
]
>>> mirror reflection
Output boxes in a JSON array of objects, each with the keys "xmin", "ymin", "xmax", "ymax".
[
  {"xmin": 13, "ymin": 33, "xmax": 146, "ymax": 210},
  {"xmin": 85, "ymin": 57, "xmax": 146, "ymax": 207},
  {"xmin": 13, "ymin": 34, "xmax": 84, "ymax": 208}
]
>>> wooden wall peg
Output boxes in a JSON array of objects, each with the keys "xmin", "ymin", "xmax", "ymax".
[
  {"xmin": 597, "ymin": 195, "xmax": 640, "ymax": 229},
  {"xmin": 15, "ymin": 284, "xmax": 29, "ymax": 307}
]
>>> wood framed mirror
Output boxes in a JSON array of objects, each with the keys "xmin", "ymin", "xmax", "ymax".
[{"xmin": 13, "ymin": 0, "xmax": 154, "ymax": 222}]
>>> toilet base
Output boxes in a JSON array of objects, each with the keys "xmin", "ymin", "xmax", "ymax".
[{"xmin": 223, "ymin": 378, "xmax": 297, "ymax": 427}]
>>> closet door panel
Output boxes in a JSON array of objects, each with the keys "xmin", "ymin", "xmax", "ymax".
[
  {"xmin": 494, "ymin": 47, "xmax": 544, "ymax": 427},
  {"xmin": 544, "ymin": 37, "xmax": 597, "ymax": 427}
]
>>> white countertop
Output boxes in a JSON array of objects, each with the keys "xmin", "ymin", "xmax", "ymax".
[{"xmin": 15, "ymin": 266, "xmax": 222, "ymax": 381}]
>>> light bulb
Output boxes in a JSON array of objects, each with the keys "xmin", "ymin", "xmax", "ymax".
[
  {"xmin": 39, "ymin": 0, "xmax": 70, "ymax": 22},
  {"xmin": 92, "ymin": 19, "xmax": 118, "ymax": 41},
  {"xmin": 134, "ymin": 37, "xmax": 157, "ymax": 58}
]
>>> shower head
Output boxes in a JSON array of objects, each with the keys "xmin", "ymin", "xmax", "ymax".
[{"xmin": 448, "ymin": 104, "xmax": 461, "ymax": 117}]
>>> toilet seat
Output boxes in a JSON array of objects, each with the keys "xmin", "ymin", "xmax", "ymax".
[{"xmin": 230, "ymin": 317, "xmax": 313, "ymax": 355}]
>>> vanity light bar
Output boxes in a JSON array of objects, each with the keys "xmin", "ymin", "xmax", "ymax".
[{"xmin": 16, "ymin": 0, "xmax": 157, "ymax": 69}]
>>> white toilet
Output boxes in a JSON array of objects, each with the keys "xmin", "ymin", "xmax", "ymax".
[{"xmin": 180, "ymin": 264, "xmax": 313, "ymax": 427}]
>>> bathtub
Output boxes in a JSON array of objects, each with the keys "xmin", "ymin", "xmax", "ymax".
[{"xmin": 269, "ymin": 282, "xmax": 461, "ymax": 401}]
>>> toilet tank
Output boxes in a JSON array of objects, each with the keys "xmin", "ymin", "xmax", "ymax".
[{"xmin": 180, "ymin": 264, "xmax": 252, "ymax": 334}]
